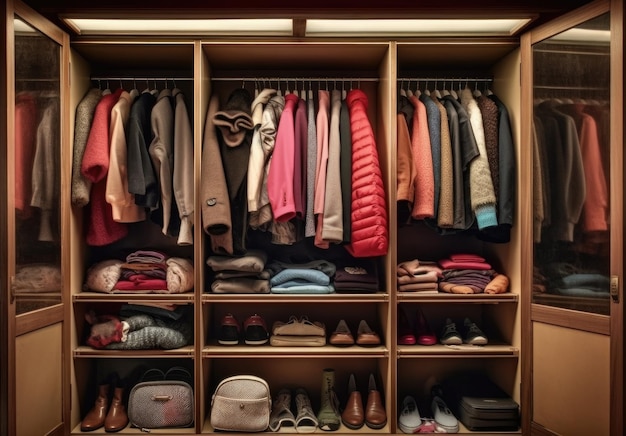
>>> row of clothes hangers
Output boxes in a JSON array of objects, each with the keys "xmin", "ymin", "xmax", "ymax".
[{"xmin": 398, "ymin": 78, "xmax": 494, "ymax": 99}]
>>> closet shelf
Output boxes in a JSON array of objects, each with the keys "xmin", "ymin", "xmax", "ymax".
[
  {"xmin": 202, "ymin": 419, "xmax": 391, "ymax": 434},
  {"xmin": 203, "ymin": 345, "xmax": 388, "ymax": 358},
  {"xmin": 73, "ymin": 292, "xmax": 195, "ymax": 303},
  {"xmin": 397, "ymin": 344, "xmax": 519, "ymax": 358},
  {"xmin": 397, "ymin": 293, "xmax": 518, "ymax": 304},
  {"xmin": 71, "ymin": 423, "xmax": 197, "ymax": 434},
  {"xmin": 73, "ymin": 346, "xmax": 195, "ymax": 358},
  {"xmin": 202, "ymin": 293, "xmax": 389, "ymax": 304}
]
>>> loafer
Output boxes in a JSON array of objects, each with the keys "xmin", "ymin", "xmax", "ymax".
[
  {"xmin": 365, "ymin": 374, "xmax": 387, "ymax": 429},
  {"xmin": 398, "ymin": 395, "xmax": 422, "ymax": 433},
  {"xmin": 356, "ymin": 320, "xmax": 381, "ymax": 346},
  {"xmin": 341, "ymin": 374, "xmax": 364, "ymax": 429},
  {"xmin": 329, "ymin": 319, "xmax": 354, "ymax": 346}
]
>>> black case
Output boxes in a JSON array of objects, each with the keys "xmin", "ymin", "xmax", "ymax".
[{"xmin": 442, "ymin": 372, "xmax": 520, "ymax": 431}]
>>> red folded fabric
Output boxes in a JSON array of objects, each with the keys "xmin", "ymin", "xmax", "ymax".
[
  {"xmin": 449, "ymin": 253, "xmax": 486, "ymax": 262},
  {"xmin": 113, "ymin": 274, "xmax": 168, "ymax": 291},
  {"xmin": 438, "ymin": 259, "xmax": 492, "ymax": 270}
]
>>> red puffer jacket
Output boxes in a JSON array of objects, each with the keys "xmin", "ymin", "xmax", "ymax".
[{"xmin": 344, "ymin": 89, "xmax": 388, "ymax": 257}]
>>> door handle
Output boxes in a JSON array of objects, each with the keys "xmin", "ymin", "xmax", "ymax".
[{"xmin": 610, "ymin": 275, "xmax": 619, "ymax": 303}]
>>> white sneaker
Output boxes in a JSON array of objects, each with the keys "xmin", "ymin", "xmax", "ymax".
[
  {"xmin": 431, "ymin": 396, "xmax": 459, "ymax": 433},
  {"xmin": 398, "ymin": 396, "xmax": 422, "ymax": 433}
]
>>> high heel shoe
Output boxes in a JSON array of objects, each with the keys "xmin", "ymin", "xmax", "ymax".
[{"xmin": 365, "ymin": 374, "xmax": 387, "ymax": 429}]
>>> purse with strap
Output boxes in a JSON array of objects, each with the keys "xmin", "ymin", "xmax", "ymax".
[
  {"xmin": 128, "ymin": 367, "xmax": 194, "ymax": 430},
  {"xmin": 210, "ymin": 375, "xmax": 271, "ymax": 432}
]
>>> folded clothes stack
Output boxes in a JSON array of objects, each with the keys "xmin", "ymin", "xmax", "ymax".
[
  {"xmin": 438, "ymin": 253, "xmax": 509, "ymax": 294},
  {"xmin": 396, "ymin": 259, "xmax": 443, "ymax": 293},
  {"xmin": 83, "ymin": 251, "xmax": 194, "ymax": 294},
  {"xmin": 207, "ymin": 249, "xmax": 270, "ymax": 293},
  {"xmin": 333, "ymin": 264, "xmax": 379, "ymax": 293},
  {"xmin": 270, "ymin": 316, "xmax": 327, "ymax": 346},
  {"xmin": 267, "ymin": 260, "xmax": 336, "ymax": 294}
]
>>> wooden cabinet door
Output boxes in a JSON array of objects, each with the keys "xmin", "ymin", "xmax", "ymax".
[
  {"xmin": 520, "ymin": 0, "xmax": 623, "ymax": 435},
  {"xmin": 2, "ymin": 1, "xmax": 70, "ymax": 435}
]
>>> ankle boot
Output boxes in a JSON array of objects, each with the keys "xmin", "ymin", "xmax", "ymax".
[
  {"xmin": 365, "ymin": 374, "xmax": 387, "ymax": 429},
  {"xmin": 81, "ymin": 384, "xmax": 110, "ymax": 431},
  {"xmin": 316, "ymin": 368, "xmax": 341, "ymax": 431},
  {"xmin": 104, "ymin": 386, "xmax": 128, "ymax": 432},
  {"xmin": 341, "ymin": 374, "xmax": 364, "ymax": 429}
]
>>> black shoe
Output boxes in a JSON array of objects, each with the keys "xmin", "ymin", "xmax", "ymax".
[
  {"xmin": 463, "ymin": 317, "xmax": 488, "ymax": 345},
  {"xmin": 218, "ymin": 313, "xmax": 240, "ymax": 345},
  {"xmin": 244, "ymin": 314, "xmax": 269, "ymax": 345},
  {"xmin": 440, "ymin": 318, "xmax": 462, "ymax": 345}
]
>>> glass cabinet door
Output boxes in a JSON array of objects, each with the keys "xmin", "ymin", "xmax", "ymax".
[
  {"xmin": 531, "ymin": 13, "xmax": 611, "ymax": 315},
  {"xmin": 12, "ymin": 15, "xmax": 62, "ymax": 314}
]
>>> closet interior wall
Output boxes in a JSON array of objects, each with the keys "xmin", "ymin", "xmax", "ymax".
[
  {"xmin": 199, "ymin": 41, "xmax": 395, "ymax": 432},
  {"xmin": 68, "ymin": 40, "xmax": 199, "ymax": 432},
  {"xmin": 394, "ymin": 40, "xmax": 523, "ymax": 415},
  {"xmin": 64, "ymin": 35, "xmax": 523, "ymax": 434}
]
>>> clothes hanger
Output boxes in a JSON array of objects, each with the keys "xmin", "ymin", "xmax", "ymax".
[
  {"xmin": 308, "ymin": 80, "xmax": 314, "ymax": 101},
  {"xmin": 400, "ymin": 79, "xmax": 407, "ymax": 97},
  {"xmin": 406, "ymin": 80, "xmax": 414, "ymax": 97},
  {"xmin": 424, "ymin": 81, "xmax": 431, "ymax": 97},
  {"xmin": 473, "ymin": 80, "xmax": 483, "ymax": 98},
  {"xmin": 450, "ymin": 80, "xmax": 459, "ymax": 99},
  {"xmin": 433, "ymin": 80, "xmax": 442, "ymax": 98},
  {"xmin": 441, "ymin": 80, "xmax": 450, "ymax": 97},
  {"xmin": 415, "ymin": 80, "xmax": 422, "ymax": 97},
  {"xmin": 301, "ymin": 79, "xmax": 307, "ymax": 100}
]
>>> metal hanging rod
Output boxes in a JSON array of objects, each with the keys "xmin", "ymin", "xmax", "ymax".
[
  {"xmin": 397, "ymin": 77, "xmax": 493, "ymax": 82},
  {"xmin": 210, "ymin": 77, "xmax": 379, "ymax": 82},
  {"xmin": 90, "ymin": 77, "xmax": 194, "ymax": 81}
]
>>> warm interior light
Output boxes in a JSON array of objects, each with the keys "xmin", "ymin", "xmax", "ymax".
[
  {"xmin": 63, "ymin": 18, "xmax": 294, "ymax": 36},
  {"xmin": 305, "ymin": 18, "xmax": 532, "ymax": 37},
  {"xmin": 551, "ymin": 28, "xmax": 610, "ymax": 43}
]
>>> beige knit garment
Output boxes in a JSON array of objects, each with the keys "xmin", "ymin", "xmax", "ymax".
[{"xmin": 431, "ymin": 96, "xmax": 454, "ymax": 227}]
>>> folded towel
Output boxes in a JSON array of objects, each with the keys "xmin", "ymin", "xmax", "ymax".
[{"xmin": 166, "ymin": 257, "xmax": 194, "ymax": 293}]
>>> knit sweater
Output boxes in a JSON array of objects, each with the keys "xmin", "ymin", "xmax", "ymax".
[
  {"xmin": 71, "ymin": 88, "xmax": 102, "ymax": 207},
  {"xmin": 460, "ymin": 88, "xmax": 498, "ymax": 229},
  {"xmin": 432, "ymin": 96, "xmax": 454, "ymax": 228}
]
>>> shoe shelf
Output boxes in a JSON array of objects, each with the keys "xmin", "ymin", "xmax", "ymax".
[
  {"xmin": 397, "ymin": 292, "xmax": 518, "ymax": 304},
  {"xmin": 202, "ymin": 292, "xmax": 389, "ymax": 303},
  {"xmin": 397, "ymin": 343, "xmax": 519, "ymax": 358},
  {"xmin": 73, "ymin": 291, "xmax": 196, "ymax": 303},
  {"xmin": 201, "ymin": 419, "xmax": 391, "ymax": 434},
  {"xmin": 203, "ymin": 344, "xmax": 388, "ymax": 358},
  {"xmin": 71, "ymin": 423, "xmax": 198, "ymax": 434},
  {"xmin": 73, "ymin": 346, "xmax": 196, "ymax": 358}
]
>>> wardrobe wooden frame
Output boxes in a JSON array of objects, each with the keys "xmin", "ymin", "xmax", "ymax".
[{"xmin": 3, "ymin": 0, "xmax": 624, "ymax": 434}]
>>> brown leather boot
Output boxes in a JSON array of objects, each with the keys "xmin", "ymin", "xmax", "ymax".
[
  {"xmin": 104, "ymin": 386, "xmax": 128, "ymax": 432},
  {"xmin": 81, "ymin": 384, "xmax": 109, "ymax": 432}
]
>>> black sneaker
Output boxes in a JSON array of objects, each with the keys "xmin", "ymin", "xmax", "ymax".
[
  {"xmin": 244, "ymin": 314, "xmax": 269, "ymax": 345},
  {"xmin": 218, "ymin": 313, "xmax": 241, "ymax": 345},
  {"xmin": 463, "ymin": 317, "xmax": 488, "ymax": 345},
  {"xmin": 440, "ymin": 318, "xmax": 462, "ymax": 345}
]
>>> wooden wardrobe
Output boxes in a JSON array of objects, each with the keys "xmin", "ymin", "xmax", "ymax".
[{"xmin": 1, "ymin": 0, "xmax": 623, "ymax": 435}]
